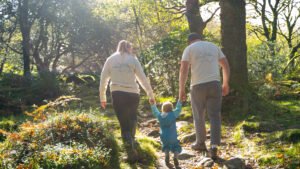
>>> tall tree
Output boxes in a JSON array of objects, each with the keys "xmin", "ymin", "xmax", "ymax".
[
  {"xmin": 185, "ymin": 0, "xmax": 219, "ymax": 35},
  {"xmin": 279, "ymin": 0, "xmax": 300, "ymax": 72},
  {"xmin": 18, "ymin": 0, "xmax": 32, "ymax": 78},
  {"xmin": 250, "ymin": 0, "xmax": 288, "ymax": 57},
  {"xmin": 161, "ymin": 0, "xmax": 219, "ymax": 37},
  {"xmin": 220, "ymin": 0, "xmax": 248, "ymax": 112},
  {"xmin": 185, "ymin": 0, "xmax": 204, "ymax": 34}
]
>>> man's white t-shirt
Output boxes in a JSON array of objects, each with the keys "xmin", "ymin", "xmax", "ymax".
[{"xmin": 181, "ymin": 41, "xmax": 225, "ymax": 87}]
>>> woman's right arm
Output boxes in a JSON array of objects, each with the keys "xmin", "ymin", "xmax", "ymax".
[
  {"xmin": 99, "ymin": 59, "xmax": 111, "ymax": 105},
  {"xmin": 134, "ymin": 58, "xmax": 155, "ymax": 99}
]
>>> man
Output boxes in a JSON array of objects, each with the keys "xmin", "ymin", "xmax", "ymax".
[{"xmin": 179, "ymin": 33, "xmax": 230, "ymax": 160}]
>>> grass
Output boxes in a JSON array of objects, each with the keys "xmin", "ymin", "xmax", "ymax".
[
  {"xmin": 99, "ymin": 107, "xmax": 159, "ymax": 168},
  {"xmin": 178, "ymin": 106, "xmax": 193, "ymax": 121},
  {"xmin": 226, "ymin": 95, "xmax": 300, "ymax": 168},
  {"xmin": 0, "ymin": 101, "xmax": 159, "ymax": 169}
]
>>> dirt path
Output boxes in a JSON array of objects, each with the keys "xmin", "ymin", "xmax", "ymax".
[{"xmin": 139, "ymin": 116, "xmax": 259, "ymax": 169}]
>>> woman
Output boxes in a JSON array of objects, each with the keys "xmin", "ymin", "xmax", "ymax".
[{"xmin": 99, "ymin": 40, "xmax": 155, "ymax": 162}]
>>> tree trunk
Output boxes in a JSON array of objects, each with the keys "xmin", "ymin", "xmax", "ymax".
[
  {"xmin": 185, "ymin": 0, "xmax": 205, "ymax": 36},
  {"xmin": 220, "ymin": 0, "xmax": 248, "ymax": 114},
  {"xmin": 0, "ymin": 57, "xmax": 6, "ymax": 75},
  {"xmin": 18, "ymin": 0, "xmax": 31, "ymax": 79}
]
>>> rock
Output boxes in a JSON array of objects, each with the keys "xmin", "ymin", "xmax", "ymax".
[
  {"xmin": 156, "ymin": 158, "xmax": 168, "ymax": 169},
  {"xmin": 141, "ymin": 119, "xmax": 158, "ymax": 127},
  {"xmin": 198, "ymin": 157, "xmax": 214, "ymax": 167},
  {"xmin": 180, "ymin": 132, "xmax": 196, "ymax": 143},
  {"xmin": 223, "ymin": 158, "xmax": 246, "ymax": 169},
  {"xmin": 147, "ymin": 129, "xmax": 160, "ymax": 137},
  {"xmin": 177, "ymin": 150, "xmax": 196, "ymax": 160},
  {"xmin": 176, "ymin": 121, "xmax": 190, "ymax": 130}
]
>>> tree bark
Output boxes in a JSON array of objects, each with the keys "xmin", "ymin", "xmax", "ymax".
[
  {"xmin": 185, "ymin": 0, "xmax": 205, "ymax": 35},
  {"xmin": 220, "ymin": 0, "xmax": 248, "ymax": 113},
  {"xmin": 18, "ymin": 0, "xmax": 31, "ymax": 79},
  {"xmin": 0, "ymin": 57, "xmax": 6, "ymax": 75}
]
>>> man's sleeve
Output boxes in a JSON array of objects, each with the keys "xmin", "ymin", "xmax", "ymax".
[
  {"xmin": 218, "ymin": 47, "xmax": 226, "ymax": 59},
  {"xmin": 181, "ymin": 47, "xmax": 190, "ymax": 62}
]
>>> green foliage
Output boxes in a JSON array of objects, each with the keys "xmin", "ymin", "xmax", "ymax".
[
  {"xmin": 0, "ymin": 120, "xmax": 17, "ymax": 142},
  {"xmin": 178, "ymin": 123, "xmax": 194, "ymax": 135},
  {"xmin": 0, "ymin": 73, "xmax": 62, "ymax": 115},
  {"xmin": 156, "ymin": 96, "xmax": 176, "ymax": 104},
  {"xmin": 258, "ymin": 142, "xmax": 300, "ymax": 169},
  {"xmin": 248, "ymin": 42, "xmax": 288, "ymax": 81},
  {"xmin": 142, "ymin": 30, "xmax": 189, "ymax": 96},
  {"xmin": 270, "ymin": 129, "xmax": 300, "ymax": 143},
  {"xmin": 178, "ymin": 106, "xmax": 193, "ymax": 121},
  {"xmin": 257, "ymin": 83, "xmax": 277, "ymax": 99},
  {"xmin": 135, "ymin": 137, "xmax": 159, "ymax": 167},
  {"xmin": 39, "ymin": 142, "xmax": 111, "ymax": 169},
  {"xmin": 0, "ymin": 112, "xmax": 119, "ymax": 169}
]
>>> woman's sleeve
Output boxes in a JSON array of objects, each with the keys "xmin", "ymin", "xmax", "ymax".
[
  {"xmin": 150, "ymin": 104, "xmax": 160, "ymax": 118},
  {"xmin": 173, "ymin": 101, "xmax": 182, "ymax": 118},
  {"xmin": 134, "ymin": 58, "xmax": 154, "ymax": 99},
  {"xmin": 99, "ymin": 59, "xmax": 111, "ymax": 102}
]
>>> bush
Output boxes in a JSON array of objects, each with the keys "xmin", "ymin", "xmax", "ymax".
[
  {"xmin": 0, "ymin": 120, "xmax": 17, "ymax": 142},
  {"xmin": 258, "ymin": 83, "xmax": 277, "ymax": 99},
  {"xmin": 0, "ymin": 112, "xmax": 119, "ymax": 169},
  {"xmin": 278, "ymin": 129, "xmax": 300, "ymax": 143},
  {"xmin": 0, "ymin": 73, "xmax": 61, "ymax": 115}
]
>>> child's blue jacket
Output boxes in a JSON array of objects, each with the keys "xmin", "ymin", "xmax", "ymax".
[{"xmin": 151, "ymin": 101, "xmax": 182, "ymax": 153}]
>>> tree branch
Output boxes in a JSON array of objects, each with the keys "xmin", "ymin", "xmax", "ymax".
[
  {"xmin": 204, "ymin": 7, "xmax": 220, "ymax": 24},
  {"xmin": 61, "ymin": 55, "xmax": 92, "ymax": 74}
]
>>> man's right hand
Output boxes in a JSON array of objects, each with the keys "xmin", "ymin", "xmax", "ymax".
[
  {"xmin": 179, "ymin": 90, "xmax": 187, "ymax": 102},
  {"xmin": 222, "ymin": 83, "xmax": 230, "ymax": 96},
  {"xmin": 101, "ymin": 101, "xmax": 106, "ymax": 109}
]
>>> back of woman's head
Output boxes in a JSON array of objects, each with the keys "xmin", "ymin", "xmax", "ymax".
[{"xmin": 117, "ymin": 40, "xmax": 132, "ymax": 54}]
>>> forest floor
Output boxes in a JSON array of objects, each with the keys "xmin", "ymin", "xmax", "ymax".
[
  {"xmin": 72, "ymin": 82, "xmax": 300, "ymax": 169},
  {"xmin": 139, "ymin": 113, "xmax": 257, "ymax": 169},
  {"xmin": 1, "ymin": 80, "xmax": 299, "ymax": 169},
  {"xmin": 135, "ymin": 97, "xmax": 300, "ymax": 169}
]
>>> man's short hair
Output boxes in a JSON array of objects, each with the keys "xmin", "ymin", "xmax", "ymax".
[{"xmin": 188, "ymin": 33, "xmax": 202, "ymax": 43}]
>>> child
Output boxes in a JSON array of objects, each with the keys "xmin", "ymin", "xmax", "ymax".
[{"xmin": 150, "ymin": 100, "xmax": 182, "ymax": 168}]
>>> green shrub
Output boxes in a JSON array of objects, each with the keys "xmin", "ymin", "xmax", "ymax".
[
  {"xmin": 0, "ymin": 120, "xmax": 17, "ymax": 142},
  {"xmin": 279, "ymin": 129, "xmax": 300, "ymax": 143},
  {"xmin": 0, "ymin": 113, "xmax": 119, "ymax": 169},
  {"xmin": 258, "ymin": 83, "xmax": 277, "ymax": 99}
]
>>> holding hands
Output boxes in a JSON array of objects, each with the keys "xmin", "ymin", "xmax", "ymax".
[
  {"xmin": 179, "ymin": 89, "xmax": 187, "ymax": 102},
  {"xmin": 149, "ymin": 98, "xmax": 156, "ymax": 105},
  {"xmin": 100, "ymin": 100, "xmax": 106, "ymax": 109}
]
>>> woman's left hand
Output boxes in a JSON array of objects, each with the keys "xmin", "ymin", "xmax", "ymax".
[
  {"xmin": 149, "ymin": 98, "xmax": 155, "ymax": 105},
  {"xmin": 101, "ymin": 102, "xmax": 106, "ymax": 109}
]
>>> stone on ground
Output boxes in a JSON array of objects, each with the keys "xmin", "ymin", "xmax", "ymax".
[{"xmin": 177, "ymin": 149, "xmax": 196, "ymax": 160}]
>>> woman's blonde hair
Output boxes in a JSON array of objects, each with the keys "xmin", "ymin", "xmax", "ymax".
[
  {"xmin": 161, "ymin": 101, "xmax": 173, "ymax": 113},
  {"xmin": 117, "ymin": 40, "xmax": 132, "ymax": 54}
]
